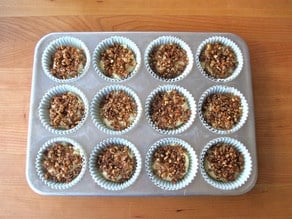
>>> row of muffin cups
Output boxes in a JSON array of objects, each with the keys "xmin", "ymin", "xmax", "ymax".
[
  {"xmin": 36, "ymin": 136, "xmax": 252, "ymax": 191},
  {"xmin": 42, "ymin": 35, "xmax": 243, "ymax": 84},
  {"xmin": 39, "ymin": 84, "xmax": 249, "ymax": 136}
]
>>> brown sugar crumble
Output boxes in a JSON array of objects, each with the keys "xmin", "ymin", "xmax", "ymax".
[
  {"xmin": 96, "ymin": 144, "xmax": 135, "ymax": 183},
  {"xmin": 99, "ymin": 43, "xmax": 137, "ymax": 79},
  {"xmin": 150, "ymin": 90, "xmax": 191, "ymax": 130},
  {"xmin": 149, "ymin": 43, "xmax": 188, "ymax": 79},
  {"xmin": 50, "ymin": 46, "xmax": 86, "ymax": 79},
  {"xmin": 204, "ymin": 143, "xmax": 244, "ymax": 182},
  {"xmin": 49, "ymin": 92, "xmax": 85, "ymax": 130},
  {"xmin": 100, "ymin": 90, "xmax": 137, "ymax": 131},
  {"xmin": 152, "ymin": 145, "xmax": 188, "ymax": 182},
  {"xmin": 202, "ymin": 93, "xmax": 242, "ymax": 130},
  {"xmin": 199, "ymin": 42, "xmax": 238, "ymax": 79},
  {"xmin": 42, "ymin": 142, "xmax": 83, "ymax": 183}
]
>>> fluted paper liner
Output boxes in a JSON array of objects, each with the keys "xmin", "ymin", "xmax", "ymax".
[
  {"xmin": 35, "ymin": 137, "xmax": 87, "ymax": 190},
  {"xmin": 92, "ymin": 36, "xmax": 141, "ymax": 82},
  {"xmin": 198, "ymin": 85, "xmax": 248, "ymax": 134},
  {"xmin": 145, "ymin": 85, "xmax": 196, "ymax": 135},
  {"xmin": 39, "ymin": 85, "xmax": 89, "ymax": 135},
  {"xmin": 42, "ymin": 36, "xmax": 90, "ymax": 83},
  {"xmin": 89, "ymin": 138, "xmax": 142, "ymax": 191},
  {"xmin": 144, "ymin": 36, "xmax": 193, "ymax": 82},
  {"xmin": 145, "ymin": 138, "xmax": 198, "ymax": 190},
  {"xmin": 195, "ymin": 36, "xmax": 243, "ymax": 82},
  {"xmin": 90, "ymin": 85, "xmax": 142, "ymax": 135},
  {"xmin": 200, "ymin": 137, "xmax": 252, "ymax": 190}
]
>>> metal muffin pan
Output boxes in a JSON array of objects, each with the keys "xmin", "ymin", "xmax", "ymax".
[{"xmin": 26, "ymin": 32, "xmax": 257, "ymax": 196}]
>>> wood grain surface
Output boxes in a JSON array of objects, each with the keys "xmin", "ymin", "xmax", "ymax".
[{"xmin": 0, "ymin": 0, "xmax": 291, "ymax": 218}]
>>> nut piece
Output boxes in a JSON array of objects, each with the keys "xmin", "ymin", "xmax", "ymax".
[
  {"xmin": 199, "ymin": 42, "xmax": 238, "ymax": 79},
  {"xmin": 152, "ymin": 144, "xmax": 188, "ymax": 182},
  {"xmin": 202, "ymin": 93, "xmax": 242, "ymax": 130},
  {"xmin": 42, "ymin": 142, "xmax": 83, "ymax": 183},
  {"xmin": 49, "ymin": 92, "xmax": 85, "ymax": 130},
  {"xmin": 50, "ymin": 46, "xmax": 86, "ymax": 79},
  {"xmin": 204, "ymin": 143, "xmax": 244, "ymax": 182},
  {"xmin": 150, "ymin": 90, "xmax": 191, "ymax": 130},
  {"xmin": 149, "ymin": 43, "xmax": 188, "ymax": 79},
  {"xmin": 97, "ymin": 144, "xmax": 135, "ymax": 183},
  {"xmin": 100, "ymin": 90, "xmax": 137, "ymax": 131},
  {"xmin": 100, "ymin": 43, "xmax": 137, "ymax": 79}
]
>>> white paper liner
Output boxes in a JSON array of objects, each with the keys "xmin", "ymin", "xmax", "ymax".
[
  {"xmin": 35, "ymin": 137, "xmax": 87, "ymax": 190},
  {"xmin": 92, "ymin": 36, "xmax": 141, "ymax": 83},
  {"xmin": 39, "ymin": 85, "xmax": 89, "ymax": 135},
  {"xmin": 42, "ymin": 36, "xmax": 90, "ymax": 83},
  {"xmin": 195, "ymin": 36, "xmax": 243, "ymax": 82},
  {"xmin": 200, "ymin": 137, "xmax": 252, "ymax": 190},
  {"xmin": 145, "ymin": 138, "xmax": 198, "ymax": 190},
  {"xmin": 145, "ymin": 85, "xmax": 196, "ymax": 135},
  {"xmin": 144, "ymin": 36, "xmax": 194, "ymax": 82},
  {"xmin": 198, "ymin": 85, "xmax": 248, "ymax": 134},
  {"xmin": 89, "ymin": 138, "xmax": 142, "ymax": 191},
  {"xmin": 90, "ymin": 85, "xmax": 142, "ymax": 135}
]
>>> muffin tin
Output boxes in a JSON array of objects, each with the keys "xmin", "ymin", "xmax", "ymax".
[{"xmin": 26, "ymin": 32, "xmax": 257, "ymax": 196}]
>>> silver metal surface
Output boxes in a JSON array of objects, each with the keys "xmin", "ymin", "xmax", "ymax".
[{"xmin": 26, "ymin": 32, "xmax": 257, "ymax": 196}]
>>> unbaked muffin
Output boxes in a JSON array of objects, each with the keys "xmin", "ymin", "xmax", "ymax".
[
  {"xmin": 204, "ymin": 142, "xmax": 244, "ymax": 182},
  {"xmin": 202, "ymin": 93, "xmax": 242, "ymax": 130},
  {"xmin": 96, "ymin": 144, "xmax": 135, "ymax": 183},
  {"xmin": 90, "ymin": 85, "xmax": 142, "ymax": 135},
  {"xmin": 199, "ymin": 42, "xmax": 238, "ymax": 79},
  {"xmin": 144, "ymin": 36, "xmax": 193, "ymax": 82},
  {"xmin": 49, "ymin": 92, "xmax": 85, "ymax": 130},
  {"xmin": 99, "ymin": 90, "xmax": 137, "ymax": 131},
  {"xmin": 35, "ymin": 137, "xmax": 87, "ymax": 190},
  {"xmin": 152, "ymin": 144, "xmax": 189, "ymax": 182},
  {"xmin": 41, "ymin": 142, "xmax": 83, "ymax": 183},
  {"xmin": 39, "ymin": 85, "xmax": 89, "ymax": 135},
  {"xmin": 149, "ymin": 43, "xmax": 188, "ymax": 79},
  {"xmin": 89, "ymin": 138, "xmax": 142, "ymax": 191},
  {"xmin": 99, "ymin": 43, "xmax": 137, "ymax": 79},
  {"xmin": 145, "ymin": 138, "xmax": 198, "ymax": 190},
  {"xmin": 50, "ymin": 45, "xmax": 86, "ymax": 80},
  {"xmin": 149, "ymin": 90, "xmax": 191, "ymax": 130}
]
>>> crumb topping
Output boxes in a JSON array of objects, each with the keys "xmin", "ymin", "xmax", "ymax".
[
  {"xmin": 149, "ymin": 43, "xmax": 188, "ymax": 79},
  {"xmin": 150, "ymin": 90, "xmax": 191, "ymax": 130},
  {"xmin": 100, "ymin": 43, "xmax": 137, "ymax": 79},
  {"xmin": 96, "ymin": 144, "xmax": 135, "ymax": 183},
  {"xmin": 152, "ymin": 144, "xmax": 188, "ymax": 182},
  {"xmin": 42, "ymin": 142, "xmax": 83, "ymax": 183},
  {"xmin": 49, "ymin": 92, "xmax": 85, "ymax": 130},
  {"xmin": 202, "ymin": 93, "xmax": 242, "ymax": 130},
  {"xmin": 100, "ymin": 90, "xmax": 137, "ymax": 131},
  {"xmin": 50, "ymin": 46, "xmax": 86, "ymax": 79},
  {"xmin": 199, "ymin": 42, "xmax": 238, "ymax": 79},
  {"xmin": 205, "ymin": 143, "xmax": 244, "ymax": 182}
]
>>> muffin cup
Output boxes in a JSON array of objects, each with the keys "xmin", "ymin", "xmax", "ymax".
[
  {"xmin": 89, "ymin": 138, "xmax": 142, "ymax": 191},
  {"xmin": 92, "ymin": 36, "xmax": 141, "ymax": 83},
  {"xmin": 198, "ymin": 85, "xmax": 248, "ymax": 135},
  {"xmin": 38, "ymin": 84, "xmax": 89, "ymax": 135},
  {"xmin": 145, "ymin": 85, "xmax": 196, "ymax": 135},
  {"xmin": 42, "ymin": 36, "xmax": 90, "ymax": 83},
  {"xmin": 145, "ymin": 138, "xmax": 198, "ymax": 190},
  {"xmin": 200, "ymin": 137, "xmax": 252, "ymax": 190},
  {"xmin": 90, "ymin": 85, "xmax": 142, "ymax": 135},
  {"xmin": 144, "ymin": 36, "xmax": 193, "ymax": 82},
  {"xmin": 195, "ymin": 36, "xmax": 243, "ymax": 82},
  {"xmin": 35, "ymin": 137, "xmax": 87, "ymax": 190}
]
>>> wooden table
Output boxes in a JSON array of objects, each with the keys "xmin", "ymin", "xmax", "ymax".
[{"xmin": 0, "ymin": 0, "xmax": 291, "ymax": 218}]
